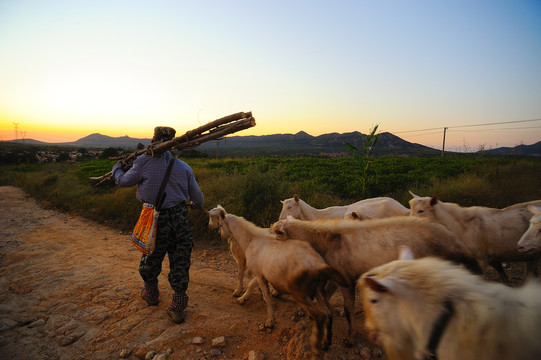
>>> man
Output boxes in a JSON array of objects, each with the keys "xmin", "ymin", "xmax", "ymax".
[{"xmin": 111, "ymin": 126, "xmax": 204, "ymax": 324}]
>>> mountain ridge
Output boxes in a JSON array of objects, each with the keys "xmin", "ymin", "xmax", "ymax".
[{"xmin": 4, "ymin": 132, "xmax": 540, "ymax": 157}]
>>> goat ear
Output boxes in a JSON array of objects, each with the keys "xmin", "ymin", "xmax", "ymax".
[
  {"xmin": 399, "ymin": 246, "xmax": 415, "ymax": 261},
  {"xmin": 219, "ymin": 209, "xmax": 226, "ymax": 219},
  {"xmin": 363, "ymin": 277, "xmax": 389, "ymax": 293},
  {"xmin": 409, "ymin": 190, "xmax": 420, "ymax": 198},
  {"xmin": 528, "ymin": 205, "xmax": 541, "ymax": 215},
  {"xmin": 430, "ymin": 196, "xmax": 439, "ymax": 206},
  {"xmin": 293, "ymin": 194, "xmax": 299, "ymax": 202}
]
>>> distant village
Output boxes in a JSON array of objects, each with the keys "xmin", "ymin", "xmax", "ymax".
[
  {"xmin": 0, "ymin": 142, "xmax": 208, "ymax": 165},
  {"xmin": 35, "ymin": 149, "xmax": 105, "ymax": 163},
  {"xmin": 0, "ymin": 143, "xmax": 128, "ymax": 165}
]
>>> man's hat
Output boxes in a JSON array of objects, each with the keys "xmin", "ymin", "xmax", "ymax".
[{"xmin": 152, "ymin": 126, "xmax": 176, "ymax": 143}]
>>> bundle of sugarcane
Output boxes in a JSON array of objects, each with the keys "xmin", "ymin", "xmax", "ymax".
[{"xmin": 91, "ymin": 111, "xmax": 255, "ymax": 185}]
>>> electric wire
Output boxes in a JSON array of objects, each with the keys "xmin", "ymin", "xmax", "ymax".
[{"xmin": 392, "ymin": 118, "xmax": 541, "ymax": 135}]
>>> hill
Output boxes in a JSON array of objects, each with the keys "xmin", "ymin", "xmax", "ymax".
[
  {"xmin": 483, "ymin": 141, "xmax": 541, "ymax": 156},
  {"xmin": 194, "ymin": 131, "xmax": 441, "ymax": 156},
  {"xmin": 3, "ymin": 133, "xmax": 540, "ymax": 157}
]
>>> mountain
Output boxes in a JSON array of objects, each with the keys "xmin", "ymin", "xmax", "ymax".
[
  {"xmin": 483, "ymin": 141, "xmax": 541, "ymax": 157},
  {"xmin": 192, "ymin": 131, "xmax": 441, "ymax": 156},
  {"xmin": 4, "ymin": 132, "xmax": 540, "ymax": 157},
  {"xmin": 67, "ymin": 133, "xmax": 149, "ymax": 148},
  {"xmin": 3, "ymin": 134, "xmax": 149, "ymax": 149},
  {"xmin": 3, "ymin": 138, "xmax": 49, "ymax": 145}
]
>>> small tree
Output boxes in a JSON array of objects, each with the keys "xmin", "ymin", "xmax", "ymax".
[
  {"xmin": 345, "ymin": 124, "xmax": 380, "ymax": 198},
  {"xmin": 100, "ymin": 147, "xmax": 121, "ymax": 159}
]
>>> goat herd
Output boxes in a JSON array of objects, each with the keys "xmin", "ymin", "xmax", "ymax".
[{"xmin": 205, "ymin": 193, "xmax": 541, "ymax": 360}]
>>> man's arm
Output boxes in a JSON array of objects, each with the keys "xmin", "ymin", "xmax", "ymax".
[{"xmin": 112, "ymin": 159, "xmax": 143, "ymax": 187}]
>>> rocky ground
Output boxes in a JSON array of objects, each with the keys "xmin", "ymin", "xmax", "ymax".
[{"xmin": 0, "ymin": 186, "xmax": 383, "ymax": 360}]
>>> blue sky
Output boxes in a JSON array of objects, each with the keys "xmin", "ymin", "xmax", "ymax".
[{"xmin": 1, "ymin": 0, "xmax": 540, "ymax": 151}]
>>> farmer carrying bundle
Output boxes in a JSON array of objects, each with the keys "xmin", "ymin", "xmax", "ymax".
[
  {"xmin": 109, "ymin": 112, "xmax": 255, "ymax": 324},
  {"xmin": 112, "ymin": 126, "xmax": 203, "ymax": 324}
]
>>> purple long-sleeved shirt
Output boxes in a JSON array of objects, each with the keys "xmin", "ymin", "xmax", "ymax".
[{"xmin": 112, "ymin": 151, "xmax": 203, "ymax": 210}]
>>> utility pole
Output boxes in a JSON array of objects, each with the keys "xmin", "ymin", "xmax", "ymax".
[
  {"xmin": 12, "ymin": 122, "xmax": 19, "ymax": 142},
  {"xmin": 441, "ymin": 127, "xmax": 448, "ymax": 157}
]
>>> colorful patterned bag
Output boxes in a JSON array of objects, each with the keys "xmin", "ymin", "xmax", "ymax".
[
  {"xmin": 131, "ymin": 203, "xmax": 160, "ymax": 255},
  {"xmin": 130, "ymin": 159, "xmax": 174, "ymax": 255}
]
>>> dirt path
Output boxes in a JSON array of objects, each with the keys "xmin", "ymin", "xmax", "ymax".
[{"xmin": 0, "ymin": 186, "xmax": 378, "ymax": 360}]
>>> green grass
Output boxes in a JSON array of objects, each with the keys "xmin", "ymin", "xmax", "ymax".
[{"xmin": 1, "ymin": 156, "xmax": 540, "ymax": 244}]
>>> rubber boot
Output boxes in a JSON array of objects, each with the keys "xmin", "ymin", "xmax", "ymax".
[
  {"xmin": 141, "ymin": 280, "xmax": 159, "ymax": 306},
  {"xmin": 167, "ymin": 292, "xmax": 188, "ymax": 324}
]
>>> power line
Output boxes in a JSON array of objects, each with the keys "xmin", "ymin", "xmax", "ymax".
[
  {"xmin": 452, "ymin": 125, "xmax": 541, "ymax": 133},
  {"xmin": 449, "ymin": 118, "xmax": 541, "ymax": 129},
  {"xmin": 393, "ymin": 118, "xmax": 541, "ymax": 134},
  {"xmin": 400, "ymin": 130, "xmax": 443, "ymax": 137},
  {"xmin": 388, "ymin": 117, "xmax": 541, "ymax": 157},
  {"xmin": 393, "ymin": 127, "xmax": 441, "ymax": 134}
]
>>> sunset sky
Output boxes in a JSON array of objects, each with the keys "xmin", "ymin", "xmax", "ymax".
[{"xmin": 1, "ymin": 0, "xmax": 540, "ymax": 151}]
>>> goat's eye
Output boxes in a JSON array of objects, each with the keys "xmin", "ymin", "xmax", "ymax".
[
  {"xmin": 370, "ymin": 299, "xmax": 378, "ymax": 304},
  {"xmin": 418, "ymin": 210, "xmax": 424, "ymax": 214}
]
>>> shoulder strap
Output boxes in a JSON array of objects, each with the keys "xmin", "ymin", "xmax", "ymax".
[{"xmin": 155, "ymin": 158, "xmax": 174, "ymax": 211}]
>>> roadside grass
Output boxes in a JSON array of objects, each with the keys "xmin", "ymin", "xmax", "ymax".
[
  {"xmin": 408, "ymin": 159, "xmax": 541, "ymax": 208},
  {"xmin": 1, "ymin": 156, "xmax": 540, "ymax": 243}
]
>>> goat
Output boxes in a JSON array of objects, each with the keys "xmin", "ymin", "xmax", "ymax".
[
  {"xmin": 360, "ymin": 247, "xmax": 541, "ymax": 360},
  {"xmin": 408, "ymin": 191, "xmax": 541, "ymax": 283},
  {"xmin": 208, "ymin": 205, "xmax": 348, "ymax": 357},
  {"xmin": 207, "ymin": 205, "xmax": 279, "ymax": 298},
  {"xmin": 279, "ymin": 194, "xmax": 409, "ymax": 221},
  {"xmin": 271, "ymin": 216, "xmax": 480, "ymax": 346},
  {"xmin": 517, "ymin": 205, "xmax": 541, "ymax": 254}
]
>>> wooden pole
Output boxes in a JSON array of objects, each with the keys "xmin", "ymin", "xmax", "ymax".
[{"xmin": 441, "ymin": 127, "xmax": 448, "ymax": 157}]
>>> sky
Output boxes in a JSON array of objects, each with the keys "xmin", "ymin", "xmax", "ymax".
[{"xmin": 0, "ymin": 0, "xmax": 540, "ymax": 152}]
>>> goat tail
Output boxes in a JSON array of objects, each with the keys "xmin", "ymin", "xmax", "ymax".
[
  {"xmin": 293, "ymin": 266, "xmax": 349, "ymax": 297},
  {"xmin": 320, "ymin": 266, "xmax": 349, "ymax": 288}
]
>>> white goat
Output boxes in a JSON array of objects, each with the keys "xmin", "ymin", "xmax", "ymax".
[
  {"xmin": 279, "ymin": 194, "xmax": 409, "ymax": 221},
  {"xmin": 271, "ymin": 216, "xmax": 481, "ymax": 346},
  {"xmin": 208, "ymin": 205, "xmax": 279, "ymax": 298},
  {"xmin": 208, "ymin": 206, "xmax": 348, "ymax": 357},
  {"xmin": 408, "ymin": 191, "xmax": 541, "ymax": 283},
  {"xmin": 359, "ymin": 247, "xmax": 541, "ymax": 360},
  {"xmin": 517, "ymin": 205, "xmax": 541, "ymax": 253},
  {"xmin": 208, "ymin": 205, "xmax": 247, "ymax": 297}
]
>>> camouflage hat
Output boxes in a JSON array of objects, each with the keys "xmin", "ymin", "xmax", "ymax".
[{"xmin": 151, "ymin": 126, "xmax": 176, "ymax": 143}]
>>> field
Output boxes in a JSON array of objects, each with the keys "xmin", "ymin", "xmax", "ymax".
[{"xmin": 1, "ymin": 155, "xmax": 540, "ymax": 239}]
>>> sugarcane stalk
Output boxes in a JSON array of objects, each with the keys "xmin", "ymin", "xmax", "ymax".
[{"xmin": 91, "ymin": 112, "xmax": 255, "ymax": 186}]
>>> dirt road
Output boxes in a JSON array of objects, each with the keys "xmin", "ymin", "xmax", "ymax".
[{"xmin": 0, "ymin": 186, "xmax": 377, "ymax": 360}]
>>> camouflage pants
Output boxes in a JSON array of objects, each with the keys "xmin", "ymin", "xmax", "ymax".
[{"xmin": 139, "ymin": 203, "xmax": 193, "ymax": 293}]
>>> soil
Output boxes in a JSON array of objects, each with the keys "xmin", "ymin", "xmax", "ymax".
[
  {"xmin": 0, "ymin": 186, "xmax": 380, "ymax": 360},
  {"xmin": 0, "ymin": 186, "xmax": 529, "ymax": 360}
]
